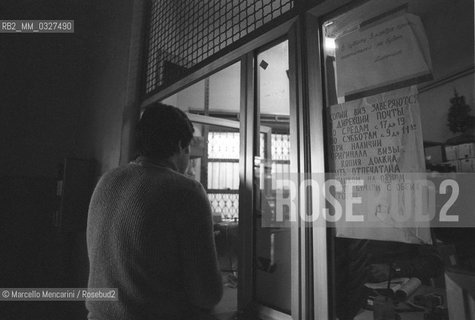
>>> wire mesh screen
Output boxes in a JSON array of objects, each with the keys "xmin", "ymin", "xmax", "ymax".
[
  {"xmin": 208, "ymin": 192, "xmax": 239, "ymax": 221},
  {"xmin": 145, "ymin": 0, "xmax": 295, "ymax": 95}
]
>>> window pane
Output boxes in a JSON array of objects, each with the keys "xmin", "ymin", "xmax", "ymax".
[
  {"xmin": 321, "ymin": 0, "xmax": 474, "ymax": 319},
  {"xmin": 255, "ymin": 40, "xmax": 292, "ymax": 313},
  {"xmin": 160, "ymin": 62, "xmax": 242, "ymax": 318}
]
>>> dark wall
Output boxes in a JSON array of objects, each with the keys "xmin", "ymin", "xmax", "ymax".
[
  {"xmin": 0, "ymin": 0, "xmax": 142, "ymax": 176},
  {"xmin": 75, "ymin": 0, "xmax": 139, "ymax": 175},
  {"xmin": 0, "ymin": 1, "xmax": 141, "ymax": 319},
  {"xmin": 0, "ymin": 0, "xmax": 94, "ymax": 177}
]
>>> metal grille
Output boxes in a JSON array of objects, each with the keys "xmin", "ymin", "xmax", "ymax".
[
  {"xmin": 208, "ymin": 192, "xmax": 239, "ymax": 221},
  {"xmin": 145, "ymin": 0, "xmax": 295, "ymax": 94},
  {"xmin": 208, "ymin": 132, "xmax": 240, "ymax": 159},
  {"xmin": 260, "ymin": 133, "xmax": 291, "ymax": 160},
  {"xmin": 271, "ymin": 133, "xmax": 290, "ymax": 160}
]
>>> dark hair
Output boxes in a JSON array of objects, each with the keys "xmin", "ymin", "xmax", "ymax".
[{"xmin": 135, "ymin": 103, "xmax": 194, "ymax": 159}]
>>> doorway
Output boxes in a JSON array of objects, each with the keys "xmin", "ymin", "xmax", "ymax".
[
  {"xmin": 254, "ymin": 40, "xmax": 292, "ymax": 315},
  {"xmin": 187, "ymin": 114, "xmax": 241, "ymax": 319},
  {"xmin": 156, "ymin": 34, "xmax": 297, "ymax": 319},
  {"xmin": 161, "ymin": 62, "xmax": 242, "ymax": 319}
]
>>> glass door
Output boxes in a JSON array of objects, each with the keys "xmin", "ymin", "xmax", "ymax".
[
  {"xmin": 161, "ymin": 62, "xmax": 242, "ymax": 319},
  {"xmin": 188, "ymin": 116, "xmax": 241, "ymax": 320},
  {"xmin": 157, "ymin": 23, "xmax": 305, "ymax": 318},
  {"xmin": 253, "ymin": 39, "xmax": 293, "ymax": 318}
]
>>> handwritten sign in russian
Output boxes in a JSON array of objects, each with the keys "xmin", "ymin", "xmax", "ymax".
[
  {"xmin": 329, "ymin": 86, "xmax": 431, "ymax": 244},
  {"xmin": 329, "ymin": 86, "xmax": 424, "ymax": 175},
  {"xmin": 335, "ymin": 14, "xmax": 432, "ymax": 98}
]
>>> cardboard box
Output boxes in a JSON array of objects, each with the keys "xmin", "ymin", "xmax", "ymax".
[
  {"xmin": 457, "ymin": 143, "xmax": 475, "ymax": 159},
  {"xmin": 459, "ymin": 158, "xmax": 475, "ymax": 172},
  {"xmin": 425, "ymin": 145, "xmax": 443, "ymax": 164},
  {"xmin": 447, "ymin": 160, "xmax": 461, "ymax": 172},
  {"xmin": 444, "ymin": 145, "xmax": 458, "ymax": 161}
]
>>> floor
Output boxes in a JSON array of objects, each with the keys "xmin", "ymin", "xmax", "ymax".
[{"xmin": 214, "ymin": 272, "xmax": 238, "ymax": 320}]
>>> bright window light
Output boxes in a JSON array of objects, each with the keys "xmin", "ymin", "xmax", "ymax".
[{"xmin": 324, "ymin": 37, "xmax": 336, "ymax": 51}]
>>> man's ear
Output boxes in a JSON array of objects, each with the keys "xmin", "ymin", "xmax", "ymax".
[
  {"xmin": 183, "ymin": 143, "xmax": 190, "ymax": 154},
  {"xmin": 178, "ymin": 140, "xmax": 190, "ymax": 153}
]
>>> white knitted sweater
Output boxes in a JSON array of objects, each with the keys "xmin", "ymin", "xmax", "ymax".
[{"xmin": 86, "ymin": 158, "xmax": 222, "ymax": 320}]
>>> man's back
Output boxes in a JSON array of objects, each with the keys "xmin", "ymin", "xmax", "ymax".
[{"xmin": 86, "ymin": 159, "xmax": 222, "ymax": 320}]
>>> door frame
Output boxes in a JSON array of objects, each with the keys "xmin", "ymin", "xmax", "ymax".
[
  {"xmin": 305, "ymin": 1, "xmax": 382, "ymax": 319},
  {"xmin": 140, "ymin": 17, "xmax": 306, "ymax": 320},
  {"xmin": 239, "ymin": 24, "xmax": 307, "ymax": 320}
]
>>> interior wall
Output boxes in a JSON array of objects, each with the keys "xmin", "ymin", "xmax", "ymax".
[
  {"xmin": 76, "ymin": 0, "xmax": 137, "ymax": 175},
  {"xmin": 0, "ymin": 1, "xmax": 93, "ymax": 177},
  {"xmin": 414, "ymin": 0, "xmax": 474, "ymax": 144},
  {"xmin": 414, "ymin": 0, "xmax": 474, "ymax": 80},
  {"xmin": 177, "ymin": 81, "xmax": 205, "ymax": 111},
  {"xmin": 0, "ymin": 1, "xmax": 144, "ymax": 319},
  {"xmin": 71, "ymin": 6, "xmax": 145, "ymax": 313},
  {"xmin": 419, "ymin": 73, "xmax": 474, "ymax": 143},
  {"xmin": 0, "ymin": 1, "xmax": 99, "ymax": 319},
  {"xmin": 209, "ymin": 62, "xmax": 241, "ymax": 113}
]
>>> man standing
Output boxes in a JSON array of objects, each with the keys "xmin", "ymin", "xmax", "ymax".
[{"xmin": 86, "ymin": 103, "xmax": 222, "ymax": 320}]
